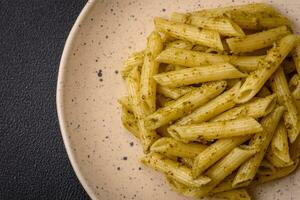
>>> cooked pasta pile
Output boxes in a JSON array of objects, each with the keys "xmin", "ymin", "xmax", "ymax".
[{"xmin": 119, "ymin": 3, "xmax": 300, "ymax": 199}]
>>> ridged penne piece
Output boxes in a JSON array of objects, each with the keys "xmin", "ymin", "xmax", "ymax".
[
  {"xmin": 170, "ymin": 12, "xmax": 188, "ymax": 23},
  {"xmin": 157, "ymin": 86, "xmax": 195, "ymax": 99},
  {"xmin": 150, "ymin": 137, "xmax": 207, "ymax": 158},
  {"xmin": 292, "ymin": 38, "xmax": 300, "ymax": 75},
  {"xmin": 209, "ymin": 189, "xmax": 251, "ymax": 200},
  {"xmin": 144, "ymin": 81, "xmax": 226, "ymax": 130},
  {"xmin": 118, "ymin": 96, "xmax": 132, "ymax": 112},
  {"xmin": 211, "ymin": 94, "xmax": 277, "ymax": 122},
  {"xmin": 271, "ymin": 67, "xmax": 300, "ymax": 143},
  {"xmin": 140, "ymin": 31, "xmax": 163, "ymax": 113},
  {"xmin": 168, "ymin": 117, "xmax": 262, "ymax": 142},
  {"xmin": 175, "ymin": 82, "xmax": 240, "ymax": 126},
  {"xmin": 141, "ymin": 153, "xmax": 211, "ymax": 187},
  {"xmin": 121, "ymin": 51, "xmax": 144, "ymax": 79},
  {"xmin": 266, "ymin": 121, "xmax": 294, "ymax": 167},
  {"xmin": 213, "ymin": 159, "xmax": 299, "ymax": 193},
  {"xmin": 289, "ymin": 74, "xmax": 300, "ymax": 100},
  {"xmin": 126, "ymin": 66, "xmax": 159, "ymax": 151},
  {"xmin": 188, "ymin": 15, "xmax": 245, "ymax": 37},
  {"xmin": 165, "ymin": 39, "xmax": 194, "ymax": 50},
  {"xmin": 191, "ymin": 136, "xmax": 251, "ymax": 178},
  {"xmin": 235, "ymin": 35, "xmax": 296, "ymax": 103},
  {"xmin": 232, "ymin": 106, "xmax": 285, "ymax": 187},
  {"xmin": 226, "ymin": 26, "xmax": 290, "ymax": 53},
  {"xmin": 186, "ymin": 147, "xmax": 256, "ymax": 197},
  {"xmin": 257, "ymin": 159, "xmax": 276, "ymax": 176},
  {"xmin": 154, "ymin": 17, "xmax": 223, "ymax": 50},
  {"xmin": 253, "ymin": 159, "xmax": 299, "ymax": 184},
  {"xmin": 156, "ymin": 47, "xmax": 264, "ymax": 69},
  {"xmin": 193, "ymin": 3, "xmax": 278, "ymax": 18},
  {"xmin": 121, "ymin": 106, "xmax": 139, "ymax": 139},
  {"xmin": 153, "ymin": 63, "xmax": 246, "ymax": 87}
]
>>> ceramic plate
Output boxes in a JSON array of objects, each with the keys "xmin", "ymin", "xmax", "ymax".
[{"xmin": 57, "ymin": 0, "xmax": 300, "ymax": 199}]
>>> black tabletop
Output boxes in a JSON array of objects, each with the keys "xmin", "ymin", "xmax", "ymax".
[{"xmin": 1, "ymin": 1, "xmax": 90, "ymax": 199}]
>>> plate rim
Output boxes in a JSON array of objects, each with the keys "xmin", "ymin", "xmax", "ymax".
[{"xmin": 56, "ymin": 0, "xmax": 97, "ymax": 199}]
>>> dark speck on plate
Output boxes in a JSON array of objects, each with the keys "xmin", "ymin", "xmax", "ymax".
[
  {"xmin": 97, "ymin": 70, "xmax": 103, "ymax": 77},
  {"xmin": 122, "ymin": 156, "xmax": 128, "ymax": 160},
  {"xmin": 162, "ymin": 8, "xmax": 166, "ymax": 12}
]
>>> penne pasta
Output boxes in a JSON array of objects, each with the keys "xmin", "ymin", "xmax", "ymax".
[
  {"xmin": 153, "ymin": 63, "xmax": 246, "ymax": 87},
  {"xmin": 293, "ymin": 38, "xmax": 300, "ymax": 75},
  {"xmin": 165, "ymin": 39, "xmax": 194, "ymax": 50},
  {"xmin": 140, "ymin": 31, "xmax": 163, "ymax": 113},
  {"xmin": 154, "ymin": 17, "xmax": 223, "ymax": 50},
  {"xmin": 168, "ymin": 117, "xmax": 262, "ymax": 141},
  {"xmin": 126, "ymin": 66, "xmax": 159, "ymax": 151},
  {"xmin": 266, "ymin": 121, "xmax": 294, "ymax": 167},
  {"xmin": 253, "ymin": 159, "xmax": 299, "ymax": 184},
  {"xmin": 121, "ymin": 51, "xmax": 144, "ymax": 79},
  {"xmin": 141, "ymin": 153, "xmax": 211, "ymax": 187},
  {"xmin": 289, "ymin": 74, "xmax": 300, "ymax": 100},
  {"xmin": 150, "ymin": 137, "xmax": 207, "ymax": 158},
  {"xmin": 211, "ymin": 94, "xmax": 277, "ymax": 122},
  {"xmin": 271, "ymin": 67, "xmax": 300, "ymax": 143},
  {"xmin": 257, "ymin": 159, "xmax": 276, "ymax": 176},
  {"xmin": 120, "ymin": 4, "xmax": 300, "ymax": 199},
  {"xmin": 191, "ymin": 136, "xmax": 251, "ymax": 178},
  {"xmin": 175, "ymin": 82, "xmax": 240, "ymax": 126},
  {"xmin": 144, "ymin": 81, "xmax": 227, "ymax": 130},
  {"xmin": 186, "ymin": 147, "xmax": 256, "ymax": 197},
  {"xmin": 209, "ymin": 189, "xmax": 251, "ymax": 200},
  {"xmin": 232, "ymin": 106, "xmax": 285, "ymax": 187},
  {"xmin": 188, "ymin": 15, "xmax": 245, "ymax": 37},
  {"xmin": 118, "ymin": 96, "xmax": 132, "ymax": 112},
  {"xmin": 121, "ymin": 106, "xmax": 139, "ymax": 139},
  {"xmin": 156, "ymin": 47, "xmax": 264, "ymax": 69},
  {"xmin": 235, "ymin": 34, "xmax": 296, "ymax": 103},
  {"xmin": 226, "ymin": 26, "xmax": 290, "ymax": 53},
  {"xmin": 157, "ymin": 86, "xmax": 196, "ymax": 99}
]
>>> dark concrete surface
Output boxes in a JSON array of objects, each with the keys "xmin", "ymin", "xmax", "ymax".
[{"xmin": 0, "ymin": 0, "xmax": 90, "ymax": 199}]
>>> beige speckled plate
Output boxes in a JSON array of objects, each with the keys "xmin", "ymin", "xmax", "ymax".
[{"xmin": 57, "ymin": 0, "xmax": 300, "ymax": 199}]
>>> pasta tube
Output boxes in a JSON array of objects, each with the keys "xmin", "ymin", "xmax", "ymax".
[
  {"xmin": 154, "ymin": 17, "xmax": 223, "ymax": 50},
  {"xmin": 271, "ymin": 67, "xmax": 300, "ymax": 143},
  {"xmin": 126, "ymin": 66, "xmax": 159, "ymax": 151},
  {"xmin": 236, "ymin": 34, "xmax": 296, "ymax": 103},
  {"xmin": 266, "ymin": 121, "xmax": 293, "ymax": 167},
  {"xmin": 121, "ymin": 51, "xmax": 144, "ymax": 79},
  {"xmin": 175, "ymin": 82, "xmax": 240, "ymax": 125},
  {"xmin": 209, "ymin": 189, "xmax": 251, "ymax": 200},
  {"xmin": 192, "ymin": 136, "xmax": 251, "ymax": 178},
  {"xmin": 141, "ymin": 153, "xmax": 211, "ymax": 187},
  {"xmin": 156, "ymin": 47, "xmax": 264, "ymax": 69},
  {"xmin": 226, "ymin": 26, "xmax": 290, "ymax": 53},
  {"xmin": 211, "ymin": 94, "xmax": 277, "ymax": 122},
  {"xmin": 157, "ymin": 86, "xmax": 195, "ymax": 99},
  {"xmin": 232, "ymin": 106, "xmax": 285, "ymax": 187},
  {"xmin": 140, "ymin": 31, "xmax": 163, "ymax": 113},
  {"xmin": 188, "ymin": 15, "xmax": 245, "ymax": 37},
  {"xmin": 186, "ymin": 147, "xmax": 256, "ymax": 197},
  {"xmin": 168, "ymin": 117, "xmax": 262, "ymax": 141},
  {"xmin": 150, "ymin": 137, "xmax": 207, "ymax": 158},
  {"xmin": 153, "ymin": 63, "xmax": 246, "ymax": 87},
  {"xmin": 144, "ymin": 81, "xmax": 227, "ymax": 130}
]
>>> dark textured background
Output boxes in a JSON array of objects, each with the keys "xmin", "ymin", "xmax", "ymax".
[{"xmin": 0, "ymin": 0, "xmax": 90, "ymax": 199}]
